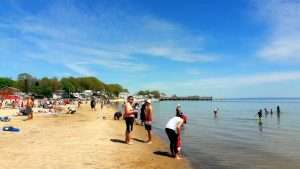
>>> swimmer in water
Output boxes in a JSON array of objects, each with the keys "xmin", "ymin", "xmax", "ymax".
[
  {"xmin": 213, "ymin": 108, "xmax": 219, "ymax": 116},
  {"xmin": 257, "ymin": 109, "xmax": 263, "ymax": 119}
]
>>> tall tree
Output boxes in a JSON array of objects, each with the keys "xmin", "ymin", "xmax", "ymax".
[
  {"xmin": 0, "ymin": 77, "xmax": 16, "ymax": 88},
  {"xmin": 16, "ymin": 73, "xmax": 35, "ymax": 93},
  {"xmin": 106, "ymin": 84, "xmax": 126, "ymax": 97}
]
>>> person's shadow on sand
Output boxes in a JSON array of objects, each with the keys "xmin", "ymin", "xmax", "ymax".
[
  {"xmin": 110, "ymin": 139, "xmax": 126, "ymax": 144},
  {"xmin": 132, "ymin": 138, "xmax": 145, "ymax": 143},
  {"xmin": 153, "ymin": 151, "xmax": 174, "ymax": 158}
]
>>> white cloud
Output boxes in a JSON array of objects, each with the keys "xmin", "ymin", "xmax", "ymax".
[
  {"xmin": 142, "ymin": 47, "xmax": 215, "ymax": 62},
  {"xmin": 65, "ymin": 63, "xmax": 95, "ymax": 76},
  {"xmin": 257, "ymin": 0, "xmax": 300, "ymax": 62},
  {"xmin": 0, "ymin": 1, "xmax": 217, "ymax": 76},
  {"xmin": 186, "ymin": 68, "xmax": 202, "ymax": 76},
  {"xmin": 144, "ymin": 71, "xmax": 300, "ymax": 94}
]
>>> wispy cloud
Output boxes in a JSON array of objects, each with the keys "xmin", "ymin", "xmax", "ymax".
[
  {"xmin": 144, "ymin": 71, "xmax": 300, "ymax": 94},
  {"xmin": 186, "ymin": 68, "xmax": 202, "ymax": 76},
  {"xmin": 0, "ymin": 1, "xmax": 216, "ymax": 76},
  {"xmin": 256, "ymin": 0, "xmax": 300, "ymax": 62}
]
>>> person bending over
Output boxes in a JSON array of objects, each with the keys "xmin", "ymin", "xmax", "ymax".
[{"xmin": 165, "ymin": 112, "xmax": 184, "ymax": 159}]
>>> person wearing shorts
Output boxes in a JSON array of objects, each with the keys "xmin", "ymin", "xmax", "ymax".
[
  {"xmin": 25, "ymin": 96, "xmax": 34, "ymax": 120},
  {"xmin": 144, "ymin": 99, "xmax": 153, "ymax": 144},
  {"xmin": 124, "ymin": 96, "xmax": 136, "ymax": 144}
]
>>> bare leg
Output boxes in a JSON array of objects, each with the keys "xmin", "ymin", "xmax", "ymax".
[
  {"xmin": 24, "ymin": 113, "xmax": 33, "ymax": 121},
  {"xmin": 128, "ymin": 132, "xmax": 133, "ymax": 144},
  {"xmin": 175, "ymin": 154, "xmax": 182, "ymax": 160},
  {"xmin": 125, "ymin": 130, "xmax": 128, "ymax": 143},
  {"xmin": 125, "ymin": 130, "xmax": 132, "ymax": 144},
  {"xmin": 146, "ymin": 130, "xmax": 152, "ymax": 143}
]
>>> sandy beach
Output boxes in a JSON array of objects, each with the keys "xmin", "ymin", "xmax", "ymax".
[{"xmin": 0, "ymin": 103, "xmax": 191, "ymax": 169}]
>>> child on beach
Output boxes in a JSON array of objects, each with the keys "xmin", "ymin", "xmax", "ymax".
[{"xmin": 176, "ymin": 113, "xmax": 187, "ymax": 153}]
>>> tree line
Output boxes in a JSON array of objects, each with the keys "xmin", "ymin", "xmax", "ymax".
[
  {"xmin": 136, "ymin": 90, "xmax": 165, "ymax": 99},
  {"xmin": 0, "ymin": 73, "xmax": 128, "ymax": 98}
]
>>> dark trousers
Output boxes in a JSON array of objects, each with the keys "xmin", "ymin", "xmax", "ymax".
[
  {"xmin": 165, "ymin": 128, "xmax": 178, "ymax": 156},
  {"xmin": 125, "ymin": 117, "xmax": 134, "ymax": 133}
]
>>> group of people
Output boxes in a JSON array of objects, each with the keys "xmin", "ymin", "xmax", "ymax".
[
  {"xmin": 124, "ymin": 96, "xmax": 153, "ymax": 144},
  {"xmin": 16, "ymin": 97, "xmax": 82, "ymax": 119},
  {"xmin": 257, "ymin": 105, "xmax": 281, "ymax": 119},
  {"xmin": 123, "ymin": 96, "xmax": 187, "ymax": 159},
  {"xmin": 0, "ymin": 99, "xmax": 18, "ymax": 109}
]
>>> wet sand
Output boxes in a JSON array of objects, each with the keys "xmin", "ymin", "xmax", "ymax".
[{"xmin": 0, "ymin": 104, "xmax": 191, "ymax": 169}]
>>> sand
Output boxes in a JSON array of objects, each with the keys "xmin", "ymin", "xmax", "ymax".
[{"xmin": 0, "ymin": 103, "xmax": 191, "ymax": 169}]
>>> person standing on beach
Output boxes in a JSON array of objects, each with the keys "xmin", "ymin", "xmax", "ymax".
[
  {"xmin": 91, "ymin": 97, "xmax": 96, "ymax": 111},
  {"xmin": 144, "ymin": 99, "xmax": 153, "ymax": 144},
  {"xmin": 77, "ymin": 99, "xmax": 82, "ymax": 109},
  {"xmin": 140, "ymin": 100, "xmax": 146, "ymax": 126},
  {"xmin": 124, "ymin": 96, "xmax": 136, "ymax": 144},
  {"xmin": 25, "ymin": 96, "xmax": 34, "ymax": 120},
  {"xmin": 100, "ymin": 100, "xmax": 104, "ymax": 110},
  {"xmin": 165, "ymin": 113, "xmax": 184, "ymax": 159},
  {"xmin": 133, "ymin": 102, "xmax": 140, "ymax": 124}
]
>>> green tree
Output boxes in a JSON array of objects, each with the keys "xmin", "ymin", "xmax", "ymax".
[
  {"xmin": 150, "ymin": 90, "xmax": 161, "ymax": 99},
  {"xmin": 61, "ymin": 77, "xmax": 77, "ymax": 93},
  {"xmin": 137, "ymin": 90, "xmax": 161, "ymax": 98},
  {"xmin": 0, "ymin": 77, "xmax": 16, "ymax": 88},
  {"xmin": 31, "ymin": 77, "xmax": 53, "ymax": 97},
  {"xmin": 51, "ymin": 77, "xmax": 61, "ymax": 92},
  {"xmin": 16, "ymin": 73, "xmax": 36, "ymax": 93},
  {"xmin": 106, "ymin": 84, "xmax": 126, "ymax": 97},
  {"xmin": 77, "ymin": 77, "xmax": 105, "ymax": 91}
]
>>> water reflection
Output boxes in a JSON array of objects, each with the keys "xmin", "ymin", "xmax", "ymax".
[
  {"xmin": 257, "ymin": 119, "xmax": 263, "ymax": 132},
  {"xmin": 152, "ymin": 100, "xmax": 300, "ymax": 169},
  {"xmin": 277, "ymin": 113, "xmax": 281, "ymax": 126}
]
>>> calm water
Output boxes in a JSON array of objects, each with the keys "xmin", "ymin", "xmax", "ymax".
[{"xmin": 151, "ymin": 99, "xmax": 300, "ymax": 169}]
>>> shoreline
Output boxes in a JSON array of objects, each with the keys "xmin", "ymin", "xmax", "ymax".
[{"xmin": 0, "ymin": 103, "xmax": 191, "ymax": 169}]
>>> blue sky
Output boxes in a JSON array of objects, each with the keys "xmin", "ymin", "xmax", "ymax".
[{"xmin": 0, "ymin": 0, "xmax": 300, "ymax": 97}]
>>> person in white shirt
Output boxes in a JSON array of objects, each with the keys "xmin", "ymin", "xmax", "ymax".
[{"xmin": 165, "ymin": 112, "xmax": 184, "ymax": 159}]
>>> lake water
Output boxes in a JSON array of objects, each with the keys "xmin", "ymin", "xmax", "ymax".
[{"xmin": 151, "ymin": 99, "xmax": 300, "ymax": 169}]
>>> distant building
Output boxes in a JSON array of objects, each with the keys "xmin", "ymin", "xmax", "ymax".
[
  {"xmin": 83, "ymin": 90, "xmax": 93, "ymax": 97},
  {"xmin": 119, "ymin": 92, "xmax": 129, "ymax": 99},
  {"xmin": 53, "ymin": 90, "xmax": 65, "ymax": 99}
]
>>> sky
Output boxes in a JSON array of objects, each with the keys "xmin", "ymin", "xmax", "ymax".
[{"xmin": 0, "ymin": 0, "xmax": 300, "ymax": 97}]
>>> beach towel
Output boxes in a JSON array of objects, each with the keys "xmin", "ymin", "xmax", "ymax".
[{"xmin": 3, "ymin": 126, "xmax": 20, "ymax": 132}]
